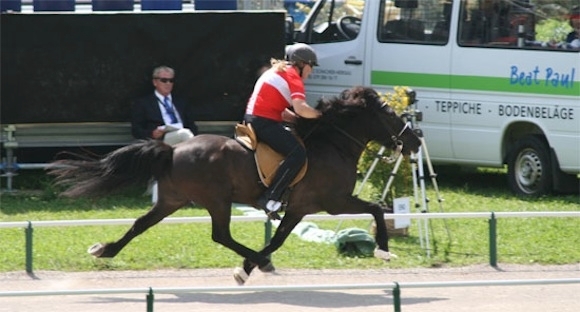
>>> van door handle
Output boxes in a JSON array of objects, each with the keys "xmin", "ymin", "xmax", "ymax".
[{"xmin": 344, "ymin": 59, "xmax": 362, "ymax": 65}]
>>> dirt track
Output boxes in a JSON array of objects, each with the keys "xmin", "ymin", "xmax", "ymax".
[{"xmin": 1, "ymin": 264, "xmax": 579, "ymax": 312}]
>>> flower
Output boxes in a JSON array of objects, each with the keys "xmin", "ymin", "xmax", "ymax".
[{"xmin": 381, "ymin": 86, "xmax": 413, "ymax": 115}]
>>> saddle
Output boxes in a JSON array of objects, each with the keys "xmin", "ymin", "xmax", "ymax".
[{"xmin": 235, "ymin": 123, "xmax": 307, "ymax": 187}]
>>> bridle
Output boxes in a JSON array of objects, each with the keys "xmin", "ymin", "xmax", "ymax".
[
  {"xmin": 379, "ymin": 103, "xmax": 408, "ymax": 163},
  {"xmin": 381, "ymin": 121, "xmax": 408, "ymax": 163}
]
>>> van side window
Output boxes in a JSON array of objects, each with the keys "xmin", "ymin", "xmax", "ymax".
[
  {"xmin": 458, "ymin": 0, "xmax": 580, "ymax": 51},
  {"xmin": 308, "ymin": 0, "xmax": 365, "ymax": 44},
  {"xmin": 378, "ymin": 0, "xmax": 453, "ymax": 45}
]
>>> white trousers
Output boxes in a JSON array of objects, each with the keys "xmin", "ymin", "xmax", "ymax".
[
  {"xmin": 152, "ymin": 128, "xmax": 195, "ymax": 203},
  {"xmin": 163, "ymin": 128, "xmax": 195, "ymax": 145}
]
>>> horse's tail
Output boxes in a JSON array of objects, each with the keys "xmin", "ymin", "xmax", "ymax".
[{"xmin": 48, "ymin": 140, "xmax": 173, "ymax": 198}]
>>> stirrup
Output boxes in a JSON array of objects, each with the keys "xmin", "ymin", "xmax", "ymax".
[
  {"xmin": 267, "ymin": 210, "xmax": 281, "ymax": 220},
  {"xmin": 266, "ymin": 200, "xmax": 282, "ymax": 220}
]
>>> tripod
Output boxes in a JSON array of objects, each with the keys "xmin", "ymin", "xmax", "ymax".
[{"xmin": 354, "ymin": 92, "xmax": 450, "ymax": 257}]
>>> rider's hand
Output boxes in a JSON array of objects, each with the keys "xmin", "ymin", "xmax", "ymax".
[{"xmin": 282, "ymin": 108, "xmax": 298, "ymax": 123}]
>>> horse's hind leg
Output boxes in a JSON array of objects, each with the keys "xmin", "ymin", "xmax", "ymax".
[{"xmin": 88, "ymin": 199, "xmax": 185, "ymax": 258}]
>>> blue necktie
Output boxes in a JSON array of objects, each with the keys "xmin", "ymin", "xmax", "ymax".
[{"xmin": 163, "ymin": 96, "xmax": 178, "ymax": 124}]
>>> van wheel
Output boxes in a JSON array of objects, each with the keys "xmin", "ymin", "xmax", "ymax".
[{"xmin": 507, "ymin": 135, "xmax": 552, "ymax": 196}]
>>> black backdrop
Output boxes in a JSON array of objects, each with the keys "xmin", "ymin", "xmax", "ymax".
[{"xmin": 1, "ymin": 12, "xmax": 285, "ymax": 123}]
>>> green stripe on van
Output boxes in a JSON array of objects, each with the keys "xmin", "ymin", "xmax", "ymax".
[{"xmin": 371, "ymin": 71, "xmax": 580, "ymax": 96}]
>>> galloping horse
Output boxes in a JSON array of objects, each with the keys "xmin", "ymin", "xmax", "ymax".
[{"xmin": 49, "ymin": 86, "xmax": 421, "ymax": 284}]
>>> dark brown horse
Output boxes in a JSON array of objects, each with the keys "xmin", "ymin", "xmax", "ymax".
[{"xmin": 48, "ymin": 86, "xmax": 420, "ymax": 284}]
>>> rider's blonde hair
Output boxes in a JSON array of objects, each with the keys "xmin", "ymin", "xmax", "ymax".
[{"xmin": 271, "ymin": 58, "xmax": 289, "ymax": 72}]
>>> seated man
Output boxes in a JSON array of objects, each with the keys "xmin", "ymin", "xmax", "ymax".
[
  {"xmin": 131, "ymin": 65, "xmax": 198, "ymax": 145},
  {"xmin": 131, "ymin": 65, "xmax": 198, "ymax": 203}
]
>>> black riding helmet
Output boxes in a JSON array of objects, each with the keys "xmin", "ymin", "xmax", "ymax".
[{"xmin": 285, "ymin": 43, "xmax": 319, "ymax": 67}]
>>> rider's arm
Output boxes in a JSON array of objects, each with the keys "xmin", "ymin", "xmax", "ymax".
[
  {"xmin": 291, "ymin": 98, "xmax": 322, "ymax": 119},
  {"xmin": 282, "ymin": 108, "xmax": 298, "ymax": 123}
]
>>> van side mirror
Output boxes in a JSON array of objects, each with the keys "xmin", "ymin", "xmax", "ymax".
[{"xmin": 285, "ymin": 16, "xmax": 295, "ymax": 44}]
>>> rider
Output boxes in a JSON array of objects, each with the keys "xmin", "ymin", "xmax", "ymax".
[{"xmin": 244, "ymin": 43, "xmax": 322, "ymax": 219}]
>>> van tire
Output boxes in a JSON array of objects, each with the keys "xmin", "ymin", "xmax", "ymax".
[{"xmin": 507, "ymin": 135, "xmax": 552, "ymax": 196}]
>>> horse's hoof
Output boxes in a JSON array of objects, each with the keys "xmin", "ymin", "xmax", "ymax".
[
  {"xmin": 374, "ymin": 248, "xmax": 397, "ymax": 261},
  {"xmin": 87, "ymin": 243, "xmax": 105, "ymax": 257},
  {"xmin": 233, "ymin": 267, "xmax": 249, "ymax": 285},
  {"xmin": 258, "ymin": 261, "xmax": 276, "ymax": 273}
]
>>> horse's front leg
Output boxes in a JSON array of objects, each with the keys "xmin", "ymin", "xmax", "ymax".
[
  {"xmin": 240, "ymin": 212, "xmax": 304, "ymax": 276},
  {"xmin": 369, "ymin": 203, "xmax": 395, "ymax": 261},
  {"xmin": 206, "ymin": 208, "xmax": 271, "ymax": 285},
  {"xmin": 326, "ymin": 195, "xmax": 393, "ymax": 262}
]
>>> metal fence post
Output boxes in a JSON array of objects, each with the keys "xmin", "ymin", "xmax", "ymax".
[
  {"xmin": 393, "ymin": 282, "xmax": 401, "ymax": 312},
  {"xmin": 489, "ymin": 212, "xmax": 497, "ymax": 267},
  {"xmin": 146, "ymin": 287, "xmax": 154, "ymax": 312},
  {"xmin": 25, "ymin": 221, "xmax": 33, "ymax": 274}
]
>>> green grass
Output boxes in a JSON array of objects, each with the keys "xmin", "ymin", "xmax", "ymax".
[{"xmin": 0, "ymin": 168, "xmax": 578, "ymax": 272}]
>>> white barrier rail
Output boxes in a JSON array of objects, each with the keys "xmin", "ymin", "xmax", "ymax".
[
  {"xmin": 2, "ymin": 211, "xmax": 580, "ymax": 228},
  {"xmin": 0, "ymin": 278, "xmax": 578, "ymax": 312}
]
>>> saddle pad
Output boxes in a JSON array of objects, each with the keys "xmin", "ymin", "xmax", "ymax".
[
  {"xmin": 255, "ymin": 142, "xmax": 307, "ymax": 187},
  {"xmin": 235, "ymin": 123, "xmax": 307, "ymax": 187}
]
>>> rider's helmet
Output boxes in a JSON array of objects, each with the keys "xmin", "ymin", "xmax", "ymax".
[{"xmin": 285, "ymin": 43, "xmax": 319, "ymax": 67}]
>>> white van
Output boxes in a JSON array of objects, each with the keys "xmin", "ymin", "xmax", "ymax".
[{"xmin": 290, "ymin": 0, "xmax": 580, "ymax": 196}]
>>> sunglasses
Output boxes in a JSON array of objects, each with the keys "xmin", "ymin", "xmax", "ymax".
[{"xmin": 155, "ymin": 77, "xmax": 174, "ymax": 83}]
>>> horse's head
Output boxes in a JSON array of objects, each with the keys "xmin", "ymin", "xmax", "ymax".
[
  {"xmin": 295, "ymin": 86, "xmax": 420, "ymax": 156},
  {"xmin": 337, "ymin": 86, "xmax": 421, "ymax": 156}
]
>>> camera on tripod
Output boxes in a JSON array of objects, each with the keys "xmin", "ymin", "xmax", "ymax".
[{"xmin": 400, "ymin": 88, "xmax": 422, "ymax": 123}]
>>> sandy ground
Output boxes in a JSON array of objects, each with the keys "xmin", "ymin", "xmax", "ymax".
[{"xmin": 1, "ymin": 264, "xmax": 579, "ymax": 312}]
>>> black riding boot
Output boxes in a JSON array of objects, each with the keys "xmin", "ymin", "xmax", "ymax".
[{"xmin": 257, "ymin": 160, "xmax": 301, "ymax": 219}]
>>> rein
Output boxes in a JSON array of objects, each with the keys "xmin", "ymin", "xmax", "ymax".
[{"xmin": 328, "ymin": 107, "xmax": 409, "ymax": 164}]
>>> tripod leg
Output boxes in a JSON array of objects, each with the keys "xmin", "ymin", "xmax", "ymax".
[
  {"xmin": 415, "ymin": 147, "xmax": 431, "ymax": 258},
  {"xmin": 380, "ymin": 153, "xmax": 404, "ymax": 202},
  {"xmin": 419, "ymin": 136, "xmax": 444, "ymax": 210},
  {"xmin": 339, "ymin": 146, "xmax": 386, "ymax": 233},
  {"xmin": 410, "ymin": 151, "xmax": 426, "ymax": 251},
  {"xmin": 419, "ymin": 136, "xmax": 452, "ymax": 242},
  {"xmin": 353, "ymin": 146, "xmax": 386, "ymax": 197}
]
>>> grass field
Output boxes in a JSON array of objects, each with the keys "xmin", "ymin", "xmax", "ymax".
[{"xmin": 0, "ymin": 167, "xmax": 578, "ymax": 272}]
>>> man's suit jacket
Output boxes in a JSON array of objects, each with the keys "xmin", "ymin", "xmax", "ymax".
[{"xmin": 131, "ymin": 93, "xmax": 199, "ymax": 140}]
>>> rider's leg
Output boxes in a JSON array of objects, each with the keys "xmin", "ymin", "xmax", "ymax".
[
  {"xmin": 245, "ymin": 115, "xmax": 306, "ymax": 217},
  {"xmin": 257, "ymin": 138, "xmax": 306, "ymax": 217},
  {"xmin": 261, "ymin": 147, "xmax": 306, "ymax": 204}
]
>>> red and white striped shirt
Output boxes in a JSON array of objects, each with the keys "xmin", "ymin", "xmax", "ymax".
[{"xmin": 245, "ymin": 65, "xmax": 305, "ymax": 122}]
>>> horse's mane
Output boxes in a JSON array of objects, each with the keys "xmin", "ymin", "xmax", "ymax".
[{"xmin": 295, "ymin": 86, "xmax": 383, "ymax": 140}]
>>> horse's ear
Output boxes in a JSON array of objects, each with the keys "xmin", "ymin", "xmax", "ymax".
[
  {"xmin": 315, "ymin": 96, "xmax": 332, "ymax": 111},
  {"xmin": 349, "ymin": 86, "xmax": 368, "ymax": 108}
]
